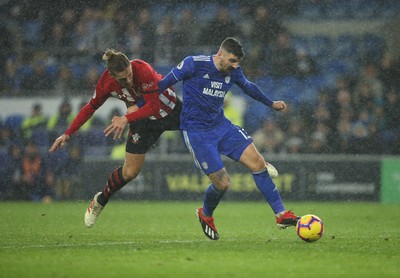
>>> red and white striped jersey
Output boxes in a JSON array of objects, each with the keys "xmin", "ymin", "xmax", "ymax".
[
  {"xmin": 65, "ymin": 59, "xmax": 178, "ymax": 136},
  {"xmin": 93, "ymin": 59, "xmax": 177, "ymax": 120}
]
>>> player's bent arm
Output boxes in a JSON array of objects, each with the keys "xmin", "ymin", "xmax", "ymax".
[
  {"xmin": 126, "ymin": 104, "xmax": 139, "ymax": 114},
  {"xmin": 158, "ymin": 72, "xmax": 180, "ymax": 93},
  {"xmin": 125, "ymin": 92, "xmax": 160, "ymax": 122},
  {"xmin": 105, "ymin": 94, "xmax": 159, "ymax": 140},
  {"xmin": 158, "ymin": 56, "xmax": 194, "ymax": 92}
]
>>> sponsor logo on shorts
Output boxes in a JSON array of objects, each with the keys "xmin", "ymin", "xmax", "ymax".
[
  {"xmin": 131, "ymin": 133, "xmax": 141, "ymax": 144},
  {"xmin": 201, "ymin": 162, "xmax": 208, "ymax": 170}
]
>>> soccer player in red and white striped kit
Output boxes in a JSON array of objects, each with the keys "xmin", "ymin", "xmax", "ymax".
[{"xmin": 49, "ymin": 50, "xmax": 181, "ymax": 227}]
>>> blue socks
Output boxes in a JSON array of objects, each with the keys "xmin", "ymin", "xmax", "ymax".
[
  {"xmin": 202, "ymin": 170, "xmax": 284, "ymax": 216},
  {"xmin": 252, "ymin": 169, "xmax": 285, "ymax": 214},
  {"xmin": 202, "ymin": 184, "xmax": 226, "ymax": 216}
]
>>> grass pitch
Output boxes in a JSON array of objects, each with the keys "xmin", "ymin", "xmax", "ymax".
[{"xmin": 0, "ymin": 201, "xmax": 399, "ymax": 278}]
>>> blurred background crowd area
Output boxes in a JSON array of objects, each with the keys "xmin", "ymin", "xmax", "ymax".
[{"xmin": 1, "ymin": 0, "xmax": 400, "ymax": 168}]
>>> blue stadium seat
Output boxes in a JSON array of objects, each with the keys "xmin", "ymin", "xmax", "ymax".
[
  {"xmin": 22, "ymin": 20, "xmax": 43, "ymax": 45},
  {"xmin": 150, "ymin": 5, "xmax": 167, "ymax": 21},
  {"xmin": 302, "ymin": 75, "xmax": 326, "ymax": 104},
  {"xmin": 278, "ymin": 76, "xmax": 302, "ymax": 90},
  {"xmin": 275, "ymin": 76, "xmax": 303, "ymax": 106},
  {"xmin": 333, "ymin": 34, "xmax": 358, "ymax": 59},
  {"xmin": 96, "ymin": 64, "xmax": 106, "ymax": 75},
  {"xmin": 255, "ymin": 76, "xmax": 275, "ymax": 96},
  {"xmin": 306, "ymin": 35, "xmax": 332, "ymax": 59},
  {"xmin": 17, "ymin": 65, "xmax": 33, "ymax": 76},
  {"xmin": 69, "ymin": 63, "xmax": 89, "ymax": 79},
  {"xmin": 0, "ymin": 150, "xmax": 7, "ymax": 174},
  {"xmin": 4, "ymin": 115, "xmax": 24, "ymax": 130},
  {"xmin": 291, "ymin": 36, "xmax": 308, "ymax": 51},
  {"xmin": 155, "ymin": 65, "xmax": 173, "ymax": 76},
  {"xmin": 325, "ymin": 0, "xmax": 351, "ymax": 19},
  {"xmin": 46, "ymin": 64, "xmax": 59, "ymax": 78},
  {"xmin": 359, "ymin": 33, "xmax": 385, "ymax": 61},
  {"xmin": 341, "ymin": 59, "xmax": 360, "ymax": 77},
  {"xmin": 322, "ymin": 60, "xmax": 349, "ymax": 75},
  {"xmin": 45, "ymin": 149, "xmax": 68, "ymax": 172},
  {"xmin": 79, "ymin": 128, "xmax": 107, "ymax": 147},
  {"xmin": 31, "ymin": 129, "xmax": 50, "ymax": 147},
  {"xmin": 84, "ymin": 146, "xmax": 110, "ymax": 158},
  {"xmin": 380, "ymin": 0, "xmax": 400, "ymax": 18},
  {"xmin": 196, "ymin": 2, "xmax": 219, "ymax": 23},
  {"xmin": 243, "ymin": 97, "xmax": 270, "ymax": 134},
  {"xmin": 297, "ymin": 2, "xmax": 323, "ymax": 20},
  {"xmin": 303, "ymin": 75, "xmax": 325, "ymax": 90},
  {"xmin": 351, "ymin": 0, "xmax": 379, "ymax": 19}
]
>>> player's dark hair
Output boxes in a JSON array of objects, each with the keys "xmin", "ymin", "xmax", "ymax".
[
  {"xmin": 220, "ymin": 37, "xmax": 244, "ymax": 59},
  {"xmin": 102, "ymin": 49, "xmax": 130, "ymax": 76}
]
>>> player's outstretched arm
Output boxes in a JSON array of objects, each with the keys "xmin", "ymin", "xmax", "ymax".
[{"xmin": 49, "ymin": 134, "xmax": 70, "ymax": 152}]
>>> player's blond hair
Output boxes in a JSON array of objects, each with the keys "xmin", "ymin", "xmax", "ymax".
[{"xmin": 102, "ymin": 49, "xmax": 130, "ymax": 76}]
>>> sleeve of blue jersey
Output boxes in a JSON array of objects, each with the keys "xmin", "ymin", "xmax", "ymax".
[
  {"xmin": 158, "ymin": 73, "xmax": 178, "ymax": 96},
  {"xmin": 158, "ymin": 56, "xmax": 194, "ymax": 94},
  {"xmin": 239, "ymin": 80, "xmax": 274, "ymax": 107}
]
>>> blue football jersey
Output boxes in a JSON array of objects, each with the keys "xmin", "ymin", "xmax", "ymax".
[
  {"xmin": 159, "ymin": 55, "xmax": 274, "ymax": 131},
  {"xmin": 171, "ymin": 55, "xmax": 248, "ymax": 130}
]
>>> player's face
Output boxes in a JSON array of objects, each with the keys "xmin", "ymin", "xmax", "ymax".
[
  {"xmin": 217, "ymin": 49, "xmax": 241, "ymax": 74},
  {"xmin": 113, "ymin": 66, "xmax": 133, "ymax": 88}
]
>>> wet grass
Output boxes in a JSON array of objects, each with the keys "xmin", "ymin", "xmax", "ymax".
[{"xmin": 0, "ymin": 201, "xmax": 399, "ymax": 277}]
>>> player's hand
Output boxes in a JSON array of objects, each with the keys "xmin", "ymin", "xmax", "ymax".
[
  {"xmin": 271, "ymin": 101, "xmax": 287, "ymax": 111},
  {"xmin": 126, "ymin": 105, "xmax": 139, "ymax": 114},
  {"xmin": 49, "ymin": 134, "xmax": 70, "ymax": 152},
  {"xmin": 104, "ymin": 116, "xmax": 129, "ymax": 140}
]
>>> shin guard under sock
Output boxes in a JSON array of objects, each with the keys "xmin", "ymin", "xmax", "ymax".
[
  {"xmin": 203, "ymin": 184, "xmax": 226, "ymax": 217},
  {"xmin": 252, "ymin": 169, "xmax": 285, "ymax": 214},
  {"xmin": 97, "ymin": 167, "xmax": 127, "ymax": 206}
]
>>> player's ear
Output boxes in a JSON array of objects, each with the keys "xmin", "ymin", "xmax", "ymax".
[{"xmin": 216, "ymin": 49, "xmax": 223, "ymax": 59}]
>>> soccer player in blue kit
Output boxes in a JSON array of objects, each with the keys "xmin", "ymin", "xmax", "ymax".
[{"xmin": 158, "ymin": 37, "xmax": 299, "ymax": 240}]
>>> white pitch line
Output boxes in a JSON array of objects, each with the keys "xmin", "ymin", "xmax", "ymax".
[
  {"xmin": 0, "ymin": 239, "xmax": 212, "ymax": 250},
  {"xmin": 0, "ymin": 241, "xmax": 138, "ymax": 250}
]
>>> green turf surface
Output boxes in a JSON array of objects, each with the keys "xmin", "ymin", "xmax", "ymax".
[{"xmin": 0, "ymin": 201, "xmax": 399, "ymax": 277}]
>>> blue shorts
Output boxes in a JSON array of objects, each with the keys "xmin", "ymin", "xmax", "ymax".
[{"xmin": 182, "ymin": 118, "xmax": 253, "ymax": 174}]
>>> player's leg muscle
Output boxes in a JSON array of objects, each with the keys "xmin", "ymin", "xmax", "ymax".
[
  {"xmin": 239, "ymin": 143, "xmax": 266, "ymax": 172},
  {"xmin": 122, "ymin": 152, "xmax": 146, "ymax": 181},
  {"xmin": 208, "ymin": 167, "xmax": 230, "ymax": 191}
]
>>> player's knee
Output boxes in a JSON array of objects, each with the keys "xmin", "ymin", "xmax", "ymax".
[
  {"xmin": 214, "ymin": 175, "xmax": 230, "ymax": 191},
  {"xmin": 210, "ymin": 168, "xmax": 230, "ymax": 191},
  {"xmin": 250, "ymin": 155, "xmax": 267, "ymax": 172},
  {"xmin": 122, "ymin": 167, "xmax": 139, "ymax": 181},
  {"xmin": 214, "ymin": 180, "xmax": 230, "ymax": 191}
]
